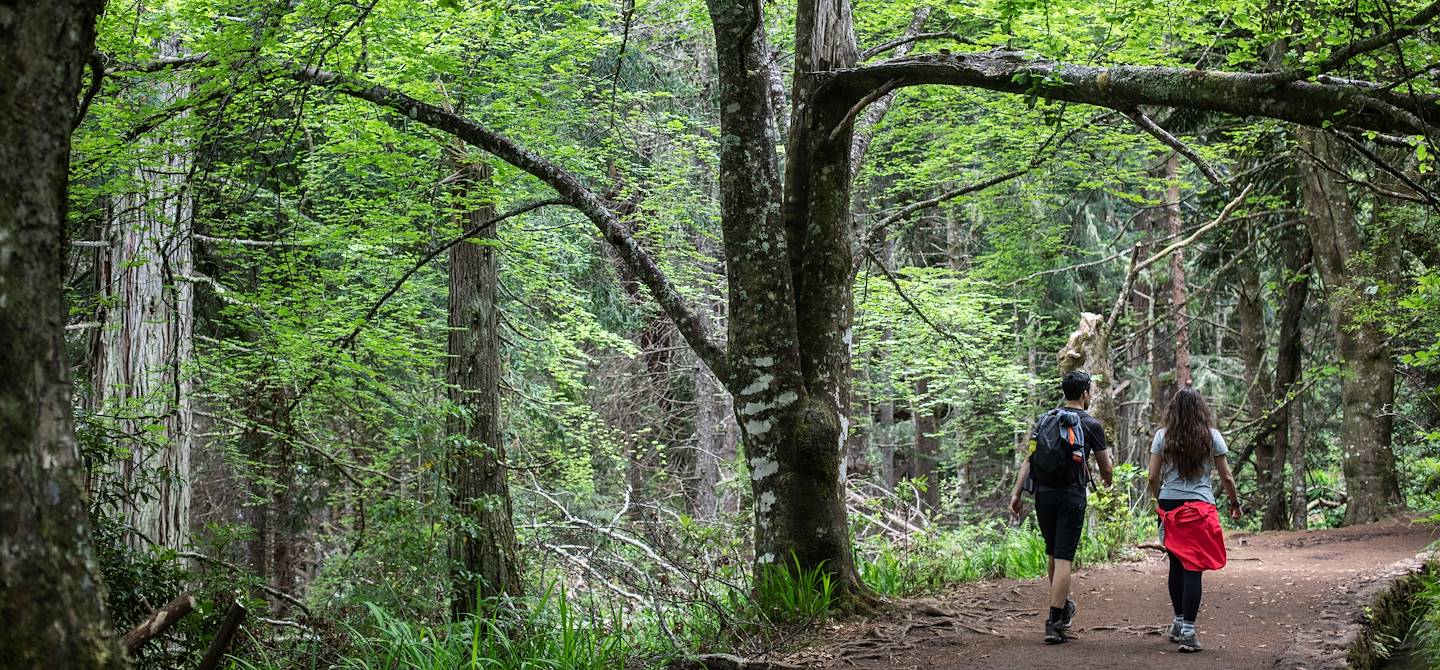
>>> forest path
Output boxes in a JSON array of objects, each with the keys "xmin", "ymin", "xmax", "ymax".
[{"xmin": 787, "ymin": 521, "xmax": 1437, "ymax": 669}]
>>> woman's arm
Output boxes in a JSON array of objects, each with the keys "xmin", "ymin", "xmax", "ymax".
[
  {"xmin": 1009, "ymin": 458, "xmax": 1031, "ymax": 516},
  {"xmin": 1214, "ymin": 455, "xmax": 1241, "ymax": 518},
  {"xmin": 1146, "ymin": 452, "xmax": 1163, "ymax": 502}
]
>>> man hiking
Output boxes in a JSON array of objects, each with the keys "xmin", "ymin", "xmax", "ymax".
[{"xmin": 1009, "ymin": 371, "xmax": 1114, "ymax": 644}]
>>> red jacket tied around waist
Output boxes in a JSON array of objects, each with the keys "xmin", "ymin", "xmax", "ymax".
[{"xmin": 1159, "ymin": 501, "xmax": 1227, "ymax": 572}]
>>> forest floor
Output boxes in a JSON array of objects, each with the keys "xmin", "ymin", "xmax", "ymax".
[{"xmin": 779, "ymin": 520, "xmax": 1438, "ymax": 669}]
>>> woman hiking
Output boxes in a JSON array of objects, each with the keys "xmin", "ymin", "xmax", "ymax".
[{"xmin": 1147, "ymin": 387, "xmax": 1240, "ymax": 653}]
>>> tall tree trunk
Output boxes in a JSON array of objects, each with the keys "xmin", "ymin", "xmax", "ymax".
[
  {"xmin": 447, "ymin": 161, "xmax": 522, "ymax": 614},
  {"xmin": 693, "ymin": 232, "xmax": 732, "ymax": 520},
  {"xmin": 1295, "ymin": 128, "xmax": 1402, "ymax": 524},
  {"xmin": 1265, "ymin": 232, "xmax": 1312, "ymax": 529},
  {"xmin": 1148, "ymin": 172, "xmax": 1178, "ymax": 422},
  {"xmin": 0, "ymin": 1, "xmax": 124, "ymax": 666},
  {"xmin": 694, "ymin": 359, "xmax": 729, "ymax": 521},
  {"xmin": 873, "ymin": 239, "xmax": 898, "ymax": 490},
  {"xmin": 1163, "ymin": 154, "xmax": 1192, "ymax": 387},
  {"xmin": 1234, "ymin": 227, "xmax": 1276, "ymax": 526},
  {"xmin": 706, "ymin": 0, "xmax": 871, "ymax": 601},
  {"xmin": 912, "ymin": 378, "xmax": 940, "ymax": 510},
  {"xmin": 1289, "ymin": 398, "xmax": 1309, "ymax": 530},
  {"xmin": 92, "ymin": 35, "xmax": 196, "ymax": 552}
]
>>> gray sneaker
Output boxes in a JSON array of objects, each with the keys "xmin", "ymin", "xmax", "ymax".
[
  {"xmin": 1060, "ymin": 599, "xmax": 1077, "ymax": 629},
  {"xmin": 1044, "ymin": 617, "xmax": 1068, "ymax": 644},
  {"xmin": 1167, "ymin": 620, "xmax": 1183, "ymax": 642},
  {"xmin": 1176, "ymin": 627, "xmax": 1202, "ymax": 653}
]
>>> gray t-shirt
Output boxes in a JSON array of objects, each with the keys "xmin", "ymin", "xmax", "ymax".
[{"xmin": 1150, "ymin": 427, "xmax": 1228, "ymax": 504}]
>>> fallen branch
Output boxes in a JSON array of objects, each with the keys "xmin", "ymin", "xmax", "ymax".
[{"xmin": 121, "ymin": 592, "xmax": 196, "ymax": 655}]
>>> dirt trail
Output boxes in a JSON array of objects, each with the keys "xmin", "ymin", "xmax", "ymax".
[{"xmin": 789, "ymin": 521, "xmax": 1437, "ymax": 669}]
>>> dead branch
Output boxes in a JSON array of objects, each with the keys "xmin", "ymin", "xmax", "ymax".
[
  {"xmin": 860, "ymin": 32, "xmax": 979, "ymax": 60},
  {"xmin": 1126, "ymin": 110, "xmax": 1223, "ymax": 185},
  {"xmin": 197, "ymin": 601, "xmax": 247, "ymax": 670},
  {"xmin": 1104, "ymin": 183, "xmax": 1253, "ymax": 336},
  {"xmin": 121, "ymin": 592, "xmax": 196, "ymax": 655},
  {"xmin": 177, "ymin": 551, "xmax": 312, "ymax": 617}
]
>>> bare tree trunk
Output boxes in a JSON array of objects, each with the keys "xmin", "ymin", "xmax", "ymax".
[
  {"xmin": 912, "ymin": 378, "xmax": 940, "ymax": 510},
  {"xmin": 1264, "ymin": 232, "xmax": 1312, "ymax": 529},
  {"xmin": 694, "ymin": 359, "xmax": 728, "ymax": 520},
  {"xmin": 447, "ymin": 161, "xmax": 522, "ymax": 614},
  {"xmin": 90, "ymin": 35, "xmax": 196, "ymax": 552},
  {"xmin": 1148, "ymin": 172, "xmax": 1178, "ymax": 423},
  {"xmin": 1163, "ymin": 155, "xmax": 1192, "ymax": 387},
  {"xmin": 0, "ymin": 1, "xmax": 124, "ymax": 665},
  {"xmin": 1295, "ymin": 128, "xmax": 1401, "ymax": 524},
  {"xmin": 1290, "ymin": 398, "xmax": 1309, "ymax": 530},
  {"xmin": 1234, "ymin": 227, "xmax": 1276, "ymax": 526}
]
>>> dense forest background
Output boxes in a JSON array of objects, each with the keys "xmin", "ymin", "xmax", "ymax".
[{"xmin": 5, "ymin": 0, "xmax": 1440, "ymax": 667}]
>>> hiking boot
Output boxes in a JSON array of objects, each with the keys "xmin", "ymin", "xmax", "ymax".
[
  {"xmin": 1060, "ymin": 599, "xmax": 1077, "ymax": 629},
  {"xmin": 1044, "ymin": 618, "xmax": 1068, "ymax": 644},
  {"xmin": 1167, "ymin": 620, "xmax": 1183, "ymax": 642},
  {"xmin": 1176, "ymin": 628, "xmax": 1202, "ymax": 653}
]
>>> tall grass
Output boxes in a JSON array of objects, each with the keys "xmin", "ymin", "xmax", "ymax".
[
  {"xmin": 231, "ymin": 583, "xmax": 630, "ymax": 670},
  {"xmin": 855, "ymin": 502, "xmax": 1151, "ymax": 598}
]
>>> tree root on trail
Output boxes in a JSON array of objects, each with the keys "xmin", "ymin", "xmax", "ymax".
[
  {"xmin": 670, "ymin": 654, "xmax": 807, "ymax": 670},
  {"xmin": 1078, "ymin": 624, "xmax": 1164, "ymax": 636}
]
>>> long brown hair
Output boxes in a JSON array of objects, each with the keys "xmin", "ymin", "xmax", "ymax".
[{"xmin": 1162, "ymin": 387, "xmax": 1214, "ymax": 480}]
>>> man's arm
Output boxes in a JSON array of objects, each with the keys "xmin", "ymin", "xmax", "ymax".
[
  {"xmin": 1088, "ymin": 419, "xmax": 1114, "ymax": 487},
  {"xmin": 1095, "ymin": 448, "xmax": 1114, "ymax": 487},
  {"xmin": 1009, "ymin": 458, "xmax": 1031, "ymax": 516}
]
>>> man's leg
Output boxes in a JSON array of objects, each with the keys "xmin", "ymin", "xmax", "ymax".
[
  {"xmin": 1050, "ymin": 558, "xmax": 1072, "ymax": 609},
  {"xmin": 1049, "ymin": 491, "xmax": 1084, "ymax": 627}
]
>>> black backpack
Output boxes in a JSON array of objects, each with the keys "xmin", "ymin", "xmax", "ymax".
[{"xmin": 1028, "ymin": 409, "xmax": 1087, "ymax": 488}]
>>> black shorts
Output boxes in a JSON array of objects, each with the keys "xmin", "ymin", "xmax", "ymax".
[{"xmin": 1035, "ymin": 488, "xmax": 1086, "ymax": 561}]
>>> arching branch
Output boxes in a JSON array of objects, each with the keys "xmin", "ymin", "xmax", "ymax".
[
  {"xmin": 288, "ymin": 65, "xmax": 730, "ymax": 384},
  {"xmin": 828, "ymin": 51, "xmax": 1440, "ymax": 136}
]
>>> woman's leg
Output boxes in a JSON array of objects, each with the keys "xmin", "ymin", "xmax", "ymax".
[
  {"xmin": 1167, "ymin": 552, "xmax": 1185, "ymax": 617},
  {"xmin": 1182, "ymin": 567, "xmax": 1203, "ymax": 623}
]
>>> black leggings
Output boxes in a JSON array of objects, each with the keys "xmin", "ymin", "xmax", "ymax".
[{"xmin": 1160, "ymin": 499, "xmax": 1203, "ymax": 623}]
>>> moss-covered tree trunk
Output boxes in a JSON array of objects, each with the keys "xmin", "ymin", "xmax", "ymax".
[
  {"xmin": 447, "ymin": 161, "xmax": 522, "ymax": 614},
  {"xmin": 0, "ymin": 1, "xmax": 124, "ymax": 666},
  {"xmin": 1296, "ymin": 128, "xmax": 1402, "ymax": 525},
  {"xmin": 705, "ymin": 0, "xmax": 873, "ymax": 602}
]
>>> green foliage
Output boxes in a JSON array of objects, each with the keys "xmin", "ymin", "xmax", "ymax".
[{"xmin": 1400, "ymin": 570, "xmax": 1440, "ymax": 668}]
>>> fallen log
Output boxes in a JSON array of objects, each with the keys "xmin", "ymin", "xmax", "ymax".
[{"xmin": 120, "ymin": 591, "xmax": 196, "ymax": 655}]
